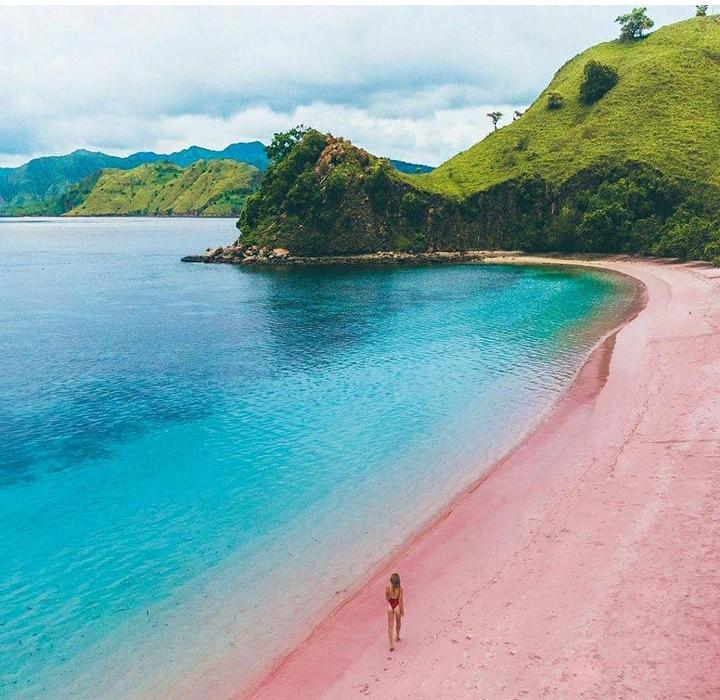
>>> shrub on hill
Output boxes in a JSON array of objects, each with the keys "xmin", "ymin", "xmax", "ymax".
[
  {"xmin": 547, "ymin": 92, "xmax": 564, "ymax": 110},
  {"xmin": 579, "ymin": 61, "xmax": 619, "ymax": 105},
  {"xmin": 239, "ymin": 129, "xmax": 328, "ymax": 238},
  {"xmin": 546, "ymin": 161, "xmax": 687, "ymax": 253}
]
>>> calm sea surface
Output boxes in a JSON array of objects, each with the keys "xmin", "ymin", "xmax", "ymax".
[{"xmin": 0, "ymin": 218, "xmax": 636, "ymax": 697}]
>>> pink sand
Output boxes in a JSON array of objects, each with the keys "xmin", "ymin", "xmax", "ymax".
[{"xmin": 240, "ymin": 259, "xmax": 720, "ymax": 699}]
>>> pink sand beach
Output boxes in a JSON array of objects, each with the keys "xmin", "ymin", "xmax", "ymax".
[{"xmin": 240, "ymin": 258, "xmax": 720, "ymax": 699}]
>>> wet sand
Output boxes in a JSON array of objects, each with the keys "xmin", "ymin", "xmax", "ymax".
[{"xmin": 241, "ymin": 258, "xmax": 720, "ymax": 699}]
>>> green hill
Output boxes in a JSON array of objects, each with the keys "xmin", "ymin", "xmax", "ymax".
[
  {"xmin": 411, "ymin": 17, "xmax": 720, "ymax": 198},
  {"xmin": 64, "ymin": 159, "xmax": 260, "ymax": 217},
  {"xmin": 0, "ymin": 142, "xmax": 267, "ymax": 216},
  {"xmin": 0, "ymin": 150, "xmax": 145, "ymax": 215},
  {"xmin": 235, "ymin": 17, "xmax": 720, "ymax": 263}
]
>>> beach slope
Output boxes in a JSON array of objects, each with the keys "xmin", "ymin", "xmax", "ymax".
[{"xmin": 242, "ymin": 259, "xmax": 720, "ymax": 699}]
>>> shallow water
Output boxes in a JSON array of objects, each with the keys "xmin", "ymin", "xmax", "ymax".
[{"xmin": 0, "ymin": 218, "xmax": 636, "ymax": 697}]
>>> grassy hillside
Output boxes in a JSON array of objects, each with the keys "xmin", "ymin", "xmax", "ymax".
[
  {"xmin": 235, "ymin": 18, "xmax": 720, "ymax": 262},
  {"xmin": 0, "ymin": 150, "xmax": 139, "ymax": 200},
  {"xmin": 66, "ymin": 160, "xmax": 260, "ymax": 217},
  {"xmin": 411, "ymin": 17, "xmax": 720, "ymax": 198}
]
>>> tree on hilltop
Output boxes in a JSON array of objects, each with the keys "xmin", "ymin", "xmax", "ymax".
[
  {"xmin": 266, "ymin": 125, "xmax": 310, "ymax": 164},
  {"xmin": 696, "ymin": 5, "xmax": 708, "ymax": 16},
  {"xmin": 616, "ymin": 7, "xmax": 654, "ymax": 40},
  {"xmin": 487, "ymin": 111, "xmax": 503, "ymax": 131}
]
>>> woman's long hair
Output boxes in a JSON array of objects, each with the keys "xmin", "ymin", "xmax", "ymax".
[{"xmin": 390, "ymin": 573, "xmax": 400, "ymax": 589}]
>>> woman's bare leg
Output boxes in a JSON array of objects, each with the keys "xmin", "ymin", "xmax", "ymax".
[
  {"xmin": 387, "ymin": 610, "xmax": 395, "ymax": 650},
  {"xmin": 395, "ymin": 610, "xmax": 401, "ymax": 641}
]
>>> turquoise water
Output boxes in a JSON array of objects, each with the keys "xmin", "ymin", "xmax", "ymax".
[{"xmin": 0, "ymin": 218, "xmax": 635, "ymax": 698}]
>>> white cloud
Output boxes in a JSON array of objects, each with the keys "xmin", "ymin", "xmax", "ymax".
[
  {"xmin": 130, "ymin": 103, "xmax": 523, "ymax": 167},
  {"xmin": 0, "ymin": 5, "xmax": 693, "ymax": 167}
]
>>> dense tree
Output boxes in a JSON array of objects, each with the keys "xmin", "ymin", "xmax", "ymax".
[
  {"xmin": 266, "ymin": 125, "xmax": 310, "ymax": 164},
  {"xmin": 579, "ymin": 61, "xmax": 619, "ymax": 105},
  {"xmin": 616, "ymin": 7, "xmax": 654, "ymax": 40},
  {"xmin": 487, "ymin": 111, "xmax": 503, "ymax": 131},
  {"xmin": 696, "ymin": 5, "xmax": 708, "ymax": 16},
  {"xmin": 237, "ymin": 128, "xmax": 327, "ymax": 236}
]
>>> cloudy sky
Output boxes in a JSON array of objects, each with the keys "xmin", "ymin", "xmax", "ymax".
[{"xmin": 0, "ymin": 5, "xmax": 692, "ymax": 168}]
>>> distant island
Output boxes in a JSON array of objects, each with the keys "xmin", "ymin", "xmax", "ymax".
[
  {"xmin": 62, "ymin": 160, "xmax": 261, "ymax": 218},
  {"xmin": 0, "ymin": 141, "xmax": 433, "ymax": 217},
  {"xmin": 0, "ymin": 142, "xmax": 267, "ymax": 216},
  {"xmin": 186, "ymin": 16, "xmax": 720, "ymax": 265}
]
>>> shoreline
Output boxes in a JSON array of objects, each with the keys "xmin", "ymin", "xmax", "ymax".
[
  {"xmin": 179, "ymin": 245, "xmax": 687, "ymax": 272},
  {"xmin": 236, "ymin": 256, "xmax": 720, "ymax": 699},
  {"xmin": 180, "ymin": 247, "xmax": 526, "ymax": 265},
  {"xmin": 234, "ymin": 257, "xmax": 646, "ymax": 698}
]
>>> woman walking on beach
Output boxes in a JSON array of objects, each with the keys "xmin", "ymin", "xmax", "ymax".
[{"xmin": 386, "ymin": 573, "xmax": 404, "ymax": 651}]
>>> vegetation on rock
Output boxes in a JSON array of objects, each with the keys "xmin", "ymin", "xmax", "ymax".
[
  {"xmin": 237, "ymin": 130, "xmax": 431, "ymax": 254},
  {"xmin": 266, "ymin": 125, "xmax": 310, "ymax": 164}
]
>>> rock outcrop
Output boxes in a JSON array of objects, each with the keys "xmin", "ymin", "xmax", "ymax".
[{"xmin": 181, "ymin": 246, "xmax": 517, "ymax": 266}]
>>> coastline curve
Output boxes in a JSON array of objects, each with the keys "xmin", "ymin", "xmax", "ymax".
[{"xmin": 235, "ymin": 257, "xmax": 651, "ymax": 700}]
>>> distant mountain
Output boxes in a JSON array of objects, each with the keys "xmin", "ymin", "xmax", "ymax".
[
  {"xmin": 62, "ymin": 159, "xmax": 260, "ymax": 217},
  {"xmin": 0, "ymin": 139, "xmax": 431, "ymax": 216},
  {"xmin": 0, "ymin": 150, "xmax": 142, "ymax": 209},
  {"xmin": 161, "ymin": 142, "xmax": 268, "ymax": 170},
  {"xmin": 0, "ymin": 142, "xmax": 268, "ymax": 215},
  {"xmin": 389, "ymin": 159, "xmax": 434, "ymax": 175}
]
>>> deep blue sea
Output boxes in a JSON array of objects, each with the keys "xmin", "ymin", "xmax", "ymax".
[{"xmin": 0, "ymin": 218, "xmax": 636, "ymax": 698}]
